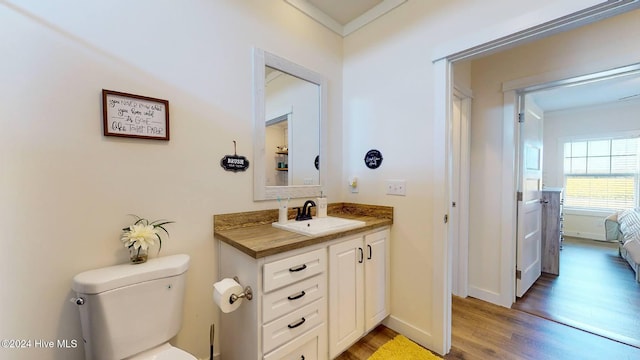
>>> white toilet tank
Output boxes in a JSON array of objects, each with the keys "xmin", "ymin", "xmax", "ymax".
[{"xmin": 72, "ymin": 254, "xmax": 190, "ymax": 360}]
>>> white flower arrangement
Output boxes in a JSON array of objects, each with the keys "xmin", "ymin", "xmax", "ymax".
[{"xmin": 121, "ymin": 215, "xmax": 173, "ymax": 261}]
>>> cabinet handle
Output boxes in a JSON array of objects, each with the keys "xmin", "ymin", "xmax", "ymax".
[
  {"xmin": 287, "ymin": 317, "xmax": 306, "ymax": 329},
  {"xmin": 367, "ymin": 244, "xmax": 372, "ymax": 260},
  {"xmin": 358, "ymin": 247, "xmax": 364, "ymax": 263},
  {"xmin": 289, "ymin": 264, "xmax": 307, "ymax": 272},
  {"xmin": 287, "ymin": 291, "xmax": 306, "ymax": 301}
]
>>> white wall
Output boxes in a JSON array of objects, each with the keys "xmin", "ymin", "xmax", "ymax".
[
  {"xmin": 543, "ymin": 99, "xmax": 640, "ymax": 240},
  {"xmin": 469, "ymin": 9, "xmax": 640, "ymax": 303},
  {"xmin": 0, "ymin": 1, "xmax": 342, "ymax": 359}
]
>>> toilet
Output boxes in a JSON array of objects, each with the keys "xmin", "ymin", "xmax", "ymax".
[{"xmin": 72, "ymin": 254, "xmax": 196, "ymax": 360}]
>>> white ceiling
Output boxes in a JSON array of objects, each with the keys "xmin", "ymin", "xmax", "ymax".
[
  {"xmin": 283, "ymin": 0, "xmax": 640, "ymax": 112},
  {"xmin": 530, "ymin": 68, "xmax": 640, "ymax": 112},
  {"xmin": 284, "ymin": 0, "xmax": 407, "ymax": 36},
  {"xmin": 306, "ymin": 0, "xmax": 383, "ymax": 25}
]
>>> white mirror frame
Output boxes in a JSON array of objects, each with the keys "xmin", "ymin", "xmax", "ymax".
[{"xmin": 253, "ymin": 48, "xmax": 327, "ymax": 201}]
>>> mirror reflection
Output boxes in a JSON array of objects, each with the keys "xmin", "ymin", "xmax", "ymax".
[
  {"xmin": 264, "ymin": 67, "xmax": 320, "ymax": 187},
  {"xmin": 253, "ymin": 48, "xmax": 326, "ymax": 201}
]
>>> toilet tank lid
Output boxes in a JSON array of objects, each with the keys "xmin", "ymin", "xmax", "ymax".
[{"xmin": 72, "ymin": 254, "xmax": 190, "ymax": 294}]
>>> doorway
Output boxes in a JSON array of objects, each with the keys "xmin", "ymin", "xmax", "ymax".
[
  {"xmin": 439, "ymin": 4, "xmax": 640, "ymax": 355},
  {"xmin": 510, "ymin": 66, "xmax": 640, "ymax": 347},
  {"xmin": 453, "ymin": 58, "xmax": 640, "ymax": 346}
]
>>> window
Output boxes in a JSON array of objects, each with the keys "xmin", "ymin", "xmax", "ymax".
[{"xmin": 563, "ymin": 137, "xmax": 640, "ymax": 210}]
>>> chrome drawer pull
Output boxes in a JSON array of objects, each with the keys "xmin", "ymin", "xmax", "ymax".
[
  {"xmin": 287, "ymin": 291, "xmax": 306, "ymax": 301},
  {"xmin": 289, "ymin": 264, "xmax": 307, "ymax": 272},
  {"xmin": 287, "ymin": 317, "xmax": 306, "ymax": 329}
]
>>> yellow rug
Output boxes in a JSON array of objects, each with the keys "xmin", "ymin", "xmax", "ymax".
[{"xmin": 368, "ymin": 335, "xmax": 441, "ymax": 360}]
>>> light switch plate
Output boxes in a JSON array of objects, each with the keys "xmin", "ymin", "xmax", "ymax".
[{"xmin": 350, "ymin": 176, "xmax": 359, "ymax": 193}]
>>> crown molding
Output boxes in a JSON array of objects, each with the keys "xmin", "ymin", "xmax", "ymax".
[{"xmin": 285, "ymin": 0, "xmax": 408, "ymax": 37}]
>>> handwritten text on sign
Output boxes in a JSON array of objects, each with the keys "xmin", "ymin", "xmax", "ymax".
[{"xmin": 102, "ymin": 90, "xmax": 170, "ymax": 140}]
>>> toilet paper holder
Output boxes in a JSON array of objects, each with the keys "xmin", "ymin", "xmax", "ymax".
[{"xmin": 229, "ymin": 276, "xmax": 253, "ymax": 304}]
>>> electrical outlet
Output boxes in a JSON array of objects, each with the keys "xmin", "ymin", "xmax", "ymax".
[{"xmin": 386, "ymin": 180, "xmax": 406, "ymax": 196}]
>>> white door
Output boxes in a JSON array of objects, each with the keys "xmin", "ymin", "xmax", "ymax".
[
  {"xmin": 328, "ymin": 237, "xmax": 364, "ymax": 358},
  {"xmin": 451, "ymin": 90, "xmax": 471, "ymax": 298},
  {"xmin": 516, "ymin": 95, "xmax": 544, "ymax": 297},
  {"xmin": 364, "ymin": 229, "xmax": 390, "ymax": 332}
]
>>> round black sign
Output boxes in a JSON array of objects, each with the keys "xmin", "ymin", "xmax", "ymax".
[
  {"xmin": 314, "ymin": 155, "xmax": 320, "ymax": 170},
  {"xmin": 364, "ymin": 149, "xmax": 383, "ymax": 169}
]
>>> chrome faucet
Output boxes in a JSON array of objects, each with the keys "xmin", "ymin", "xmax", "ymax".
[{"xmin": 295, "ymin": 200, "xmax": 316, "ymax": 221}]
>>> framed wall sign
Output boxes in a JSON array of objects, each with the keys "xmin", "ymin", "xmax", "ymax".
[{"xmin": 102, "ymin": 89, "xmax": 170, "ymax": 140}]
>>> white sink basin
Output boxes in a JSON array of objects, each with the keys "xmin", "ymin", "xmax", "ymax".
[{"xmin": 272, "ymin": 216, "xmax": 366, "ymax": 236}]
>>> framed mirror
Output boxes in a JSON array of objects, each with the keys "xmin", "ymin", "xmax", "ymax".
[{"xmin": 253, "ymin": 48, "xmax": 327, "ymax": 200}]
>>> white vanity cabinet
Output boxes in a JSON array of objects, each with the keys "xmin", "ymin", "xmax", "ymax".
[
  {"xmin": 218, "ymin": 226, "xmax": 390, "ymax": 360},
  {"xmin": 219, "ymin": 243, "xmax": 328, "ymax": 360},
  {"xmin": 328, "ymin": 228, "xmax": 390, "ymax": 358}
]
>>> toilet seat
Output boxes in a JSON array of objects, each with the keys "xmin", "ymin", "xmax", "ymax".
[{"xmin": 126, "ymin": 343, "xmax": 196, "ymax": 360}]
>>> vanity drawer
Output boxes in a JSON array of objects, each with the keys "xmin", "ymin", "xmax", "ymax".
[
  {"xmin": 262, "ymin": 298, "xmax": 326, "ymax": 354},
  {"xmin": 263, "ymin": 323, "xmax": 324, "ymax": 360},
  {"xmin": 263, "ymin": 248, "xmax": 326, "ymax": 293},
  {"xmin": 263, "ymin": 274, "xmax": 326, "ymax": 324}
]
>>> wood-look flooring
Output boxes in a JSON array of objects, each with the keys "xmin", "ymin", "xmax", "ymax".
[
  {"xmin": 338, "ymin": 296, "xmax": 640, "ymax": 359},
  {"xmin": 337, "ymin": 237, "xmax": 640, "ymax": 359},
  {"xmin": 512, "ymin": 237, "xmax": 640, "ymax": 347}
]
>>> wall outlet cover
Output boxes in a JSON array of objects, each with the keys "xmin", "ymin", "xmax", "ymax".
[{"xmin": 386, "ymin": 180, "xmax": 406, "ymax": 196}]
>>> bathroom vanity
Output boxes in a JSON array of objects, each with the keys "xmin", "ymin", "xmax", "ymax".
[{"xmin": 214, "ymin": 203, "xmax": 392, "ymax": 360}]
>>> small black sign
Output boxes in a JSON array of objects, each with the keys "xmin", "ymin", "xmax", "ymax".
[
  {"xmin": 314, "ymin": 155, "xmax": 320, "ymax": 170},
  {"xmin": 221, "ymin": 154, "xmax": 249, "ymax": 172},
  {"xmin": 221, "ymin": 140, "xmax": 250, "ymax": 172},
  {"xmin": 364, "ymin": 149, "xmax": 383, "ymax": 169}
]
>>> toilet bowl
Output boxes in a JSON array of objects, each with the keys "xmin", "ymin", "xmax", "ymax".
[{"xmin": 72, "ymin": 254, "xmax": 196, "ymax": 360}]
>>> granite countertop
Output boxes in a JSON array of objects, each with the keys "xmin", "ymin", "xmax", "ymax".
[{"xmin": 214, "ymin": 203, "xmax": 393, "ymax": 258}]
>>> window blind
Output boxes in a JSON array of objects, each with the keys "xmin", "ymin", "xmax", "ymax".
[{"xmin": 563, "ymin": 137, "xmax": 639, "ymax": 211}]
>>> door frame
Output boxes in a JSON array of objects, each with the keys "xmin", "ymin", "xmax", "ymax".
[
  {"xmin": 504, "ymin": 62, "xmax": 640, "ymax": 300},
  {"xmin": 432, "ymin": 0, "xmax": 640, "ymax": 354}
]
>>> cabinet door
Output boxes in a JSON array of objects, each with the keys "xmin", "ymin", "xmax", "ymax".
[
  {"xmin": 364, "ymin": 229, "xmax": 390, "ymax": 332},
  {"xmin": 328, "ymin": 236, "xmax": 364, "ymax": 359}
]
